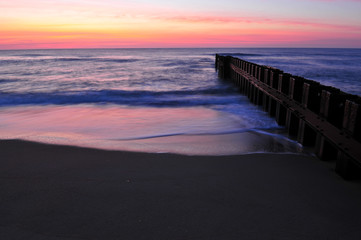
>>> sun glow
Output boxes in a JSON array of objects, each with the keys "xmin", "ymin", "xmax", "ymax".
[{"xmin": 1, "ymin": 0, "xmax": 361, "ymax": 49}]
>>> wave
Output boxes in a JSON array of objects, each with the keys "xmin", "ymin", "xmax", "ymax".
[
  {"xmin": 221, "ymin": 53, "xmax": 263, "ymax": 57},
  {"xmin": 0, "ymin": 79, "xmax": 19, "ymax": 83},
  {"xmin": 109, "ymin": 127, "xmax": 285, "ymax": 141},
  {"xmin": 13, "ymin": 53, "xmax": 48, "ymax": 57},
  {"xmin": 0, "ymin": 57, "xmax": 140, "ymax": 65},
  {"xmin": 53, "ymin": 58, "xmax": 140, "ymax": 63},
  {"xmin": 0, "ymin": 88, "xmax": 242, "ymax": 107}
]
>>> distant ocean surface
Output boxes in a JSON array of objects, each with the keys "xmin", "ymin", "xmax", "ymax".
[{"xmin": 0, "ymin": 48, "xmax": 360, "ymax": 155}]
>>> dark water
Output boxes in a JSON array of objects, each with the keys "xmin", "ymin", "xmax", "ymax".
[
  {"xmin": 227, "ymin": 48, "xmax": 361, "ymax": 96},
  {"xmin": 0, "ymin": 48, "xmax": 359, "ymax": 155}
]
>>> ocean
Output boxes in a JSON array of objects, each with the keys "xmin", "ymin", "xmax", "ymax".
[{"xmin": 0, "ymin": 48, "xmax": 360, "ymax": 155}]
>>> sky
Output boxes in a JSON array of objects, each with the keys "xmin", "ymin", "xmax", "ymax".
[{"xmin": 1, "ymin": 0, "xmax": 361, "ymax": 49}]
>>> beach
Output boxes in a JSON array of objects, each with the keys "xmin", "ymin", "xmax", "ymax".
[
  {"xmin": 2, "ymin": 0, "xmax": 361, "ymax": 236},
  {"xmin": 1, "ymin": 139, "xmax": 361, "ymax": 239},
  {"xmin": 1, "ymin": 48, "xmax": 361, "ymax": 239}
]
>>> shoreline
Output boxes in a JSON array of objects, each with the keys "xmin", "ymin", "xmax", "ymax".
[
  {"xmin": 1, "ymin": 139, "xmax": 361, "ymax": 239},
  {"xmin": 0, "ymin": 104, "xmax": 303, "ymax": 156}
]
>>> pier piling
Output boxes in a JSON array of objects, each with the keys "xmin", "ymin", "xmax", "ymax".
[{"xmin": 216, "ymin": 54, "xmax": 361, "ymax": 179}]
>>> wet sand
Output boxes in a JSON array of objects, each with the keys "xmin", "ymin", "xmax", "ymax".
[{"xmin": 1, "ymin": 139, "xmax": 361, "ymax": 240}]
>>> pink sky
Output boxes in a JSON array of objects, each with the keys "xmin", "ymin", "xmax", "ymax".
[{"xmin": 1, "ymin": 0, "xmax": 361, "ymax": 49}]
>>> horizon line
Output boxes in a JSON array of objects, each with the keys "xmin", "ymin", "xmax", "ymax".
[{"xmin": 1, "ymin": 46, "xmax": 361, "ymax": 51}]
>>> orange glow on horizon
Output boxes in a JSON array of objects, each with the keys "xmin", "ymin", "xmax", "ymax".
[{"xmin": 1, "ymin": 0, "xmax": 361, "ymax": 49}]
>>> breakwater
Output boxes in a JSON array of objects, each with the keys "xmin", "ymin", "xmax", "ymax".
[{"xmin": 216, "ymin": 54, "xmax": 361, "ymax": 179}]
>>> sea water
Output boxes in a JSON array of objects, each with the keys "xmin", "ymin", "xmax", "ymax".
[{"xmin": 0, "ymin": 48, "xmax": 360, "ymax": 155}]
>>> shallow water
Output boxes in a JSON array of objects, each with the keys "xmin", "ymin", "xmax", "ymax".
[{"xmin": 0, "ymin": 48, "xmax": 359, "ymax": 155}]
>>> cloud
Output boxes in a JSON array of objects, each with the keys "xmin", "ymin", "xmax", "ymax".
[
  {"xmin": 154, "ymin": 14, "xmax": 361, "ymax": 32},
  {"xmin": 1, "ymin": 0, "xmax": 360, "ymax": 49}
]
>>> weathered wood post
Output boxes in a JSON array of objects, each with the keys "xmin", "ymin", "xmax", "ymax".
[
  {"xmin": 320, "ymin": 90, "xmax": 331, "ymax": 118},
  {"xmin": 297, "ymin": 120, "xmax": 317, "ymax": 147},
  {"xmin": 301, "ymin": 83, "xmax": 310, "ymax": 108},
  {"xmin": 288, "ymin": 77, "xmax": 295, "ymax": 99},
  {"xmin": 336, "ymin": 99, "xmax": 361, "ymax": 179},
  {"xmin": 262, "ymin": 69, "xmax": 269, "ymax": 112},
  {"xmin": 216, "ymin": 54, "xmax": 361, "ymax": 179},
  {"xmin": 286, "ymin": 77, "xmax": 299, "ymax": 135},
  {"xmin": 343, "ymin": 100, "xmax": 360, "ymax": 138},
  {"xmin": 297, "ymin": 82, "xmax": 317, "ymax": 146},
  {"xmin": 275, "ymin": 73, "xmax": 287, "ymax": 125}
]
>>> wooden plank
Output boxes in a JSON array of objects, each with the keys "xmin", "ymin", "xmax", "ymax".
[{"xmin": 229, "ymin": 63, "xmax": 361, "ymax": 166}]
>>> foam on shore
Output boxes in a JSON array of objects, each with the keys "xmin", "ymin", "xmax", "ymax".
[{"xmin": 0, "ymin": 104, "xmax": 305, "ymax": 155}]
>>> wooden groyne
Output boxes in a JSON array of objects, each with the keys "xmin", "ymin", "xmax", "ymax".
[{"xmin": 216, "ymin": 54, "xmax": 361, "ymax": 179}]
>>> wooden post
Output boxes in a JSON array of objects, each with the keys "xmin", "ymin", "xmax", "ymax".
[
  {"xmin": 297, "ymin": 120, "xmax": 316, "ymax": 146},
  {"xmin": 258, "ymin": 66, "xmax": 262, "ymax": 81},
  {"xmin": 343, "ymin": 100, "xmax": 360, "ymax": 136},
  {"xmin": 268, "ymin": 98, "xmax": 277, "ymax": 117},
  {"xmin": 269, "ymin": 71, "xmax": 274, "ymax": 88},
  {"xmin": 248, "ymin": 83, "xmax": 254, "ymax": 101},
  {"xmin": 263, "ymin": 94, "xmax": 269, "ymax": 112},
  {"xmin": 257, "ymin": 90, "xmax": 264, "ymax": 106},
  {"xmin": 278, "ymin": 74, "xmax": 283, "ymax": 92},
  {"xmin": 286, "ymin": 111, "xmax": 300, "ymax": 136},
  {"xmin": 263, "ymin": 69, "xmax": 269, "ymax": 84},
  {"xmin": 302, "ymin": 83, "xmax": 310, "ymax": 108},
  {"xmin": 252, "ymin": 86, "xmax": 257, "ymax": 104},
  {"xmin": 240, "ymin": 76, "xmax": 245, "ymax": 93},
  {"xmin": 289, "ymin": 77, "xmax": 295, "ymax": 99},
  {"xmin": 320, "ymin": 90, "xmax": 331, "ymax": 118},
  {"xmin": 276, "ymin": 102, "xmax": 287, "ymax": 126},
  {"xmin": 315, "ymin": 133, "xmax": 338, "ymax": 161},
  {"xmin": 215, "ymin": 55, "xmax": 361, "ymax": 179}
]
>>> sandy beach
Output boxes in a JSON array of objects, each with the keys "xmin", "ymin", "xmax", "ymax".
[{"xmin": 1, "ymin": 140, "xmax": 361, "ymax": 239}]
